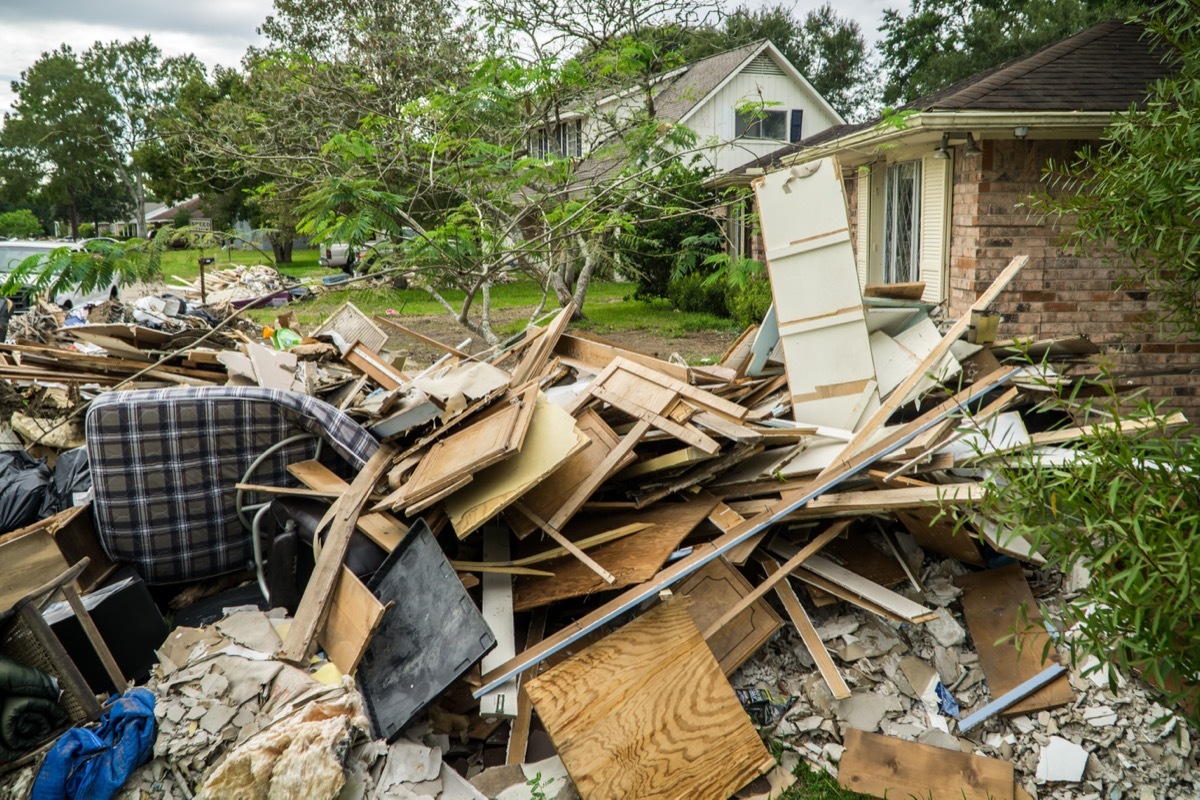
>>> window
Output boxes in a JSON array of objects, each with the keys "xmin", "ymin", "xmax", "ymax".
[
  {"xmin": 532, "ymin": 119, "xmax": 583, "ymax": 158},
  {"xmin": 883, "ymin": 161, "xmax": 921, "ymax": 283},
  {"xmin": 735, "ymin": 108, "xmax": 787, "ymax": 140}
]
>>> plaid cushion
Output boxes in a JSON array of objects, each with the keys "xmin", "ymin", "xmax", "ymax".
[{"xmin": 86, "ymin": 387, "xmax": 380, "ymax": 584}]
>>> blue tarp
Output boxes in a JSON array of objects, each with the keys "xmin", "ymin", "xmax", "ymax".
[{"xmin": 31, "ymin": 688, "xmax": 156, "ymax": 800}]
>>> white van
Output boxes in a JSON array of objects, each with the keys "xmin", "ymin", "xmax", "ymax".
[{"xmin": 0, "ymin": 240, "xmax": 117, "ymax": 310}]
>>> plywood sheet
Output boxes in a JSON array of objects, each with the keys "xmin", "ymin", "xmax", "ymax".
[
  {"xmin": 508, "ymin": 409, "xmax": 633, "ymax": 539},
  {"xmin": 678, "ymin": 558, "xmax": 782, "ymax": 675},
  {"xmin": 512, "ymin": 494, "xmax": 719, "ymax": 612},
  {"xmin": 526, "ymin": 599, "xmax": 772, "ymax": 800},
  {"xmin": 444, "ymin": 396, "xmax": 589, "ymax": 539},
  {"xmin": 955, "ymin": 563, "xmax": 1072, "ymax": 715},
  {"xmin": 839, "ymin": 728, "xmax": 1014, "ymax": 800},
  {"xmin": 319, "ymin": 567, "xmax": 388, "ymax": 674}
]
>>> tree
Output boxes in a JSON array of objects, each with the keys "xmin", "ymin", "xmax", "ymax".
[
  {"xmin": 699, "ymin": 3, "xmax": 879, "ymax": 121},
  {"xmin": 0, "ymin": 209, "xmax": 43, "ymax": 238},
  {"xmin": 879, "ymin": 0, "xmax": 1135, "ymax": 105},
  {"xmin": 0, "ymin": 47, "xmax": 121, "ymax": 238},
  {"xmin": 82, "ymin": 37, "xmax": 203, "ymax": 236},
  {"xmin": 977, "ymin": 1, "xmax": 1200, "ymax": 721}
]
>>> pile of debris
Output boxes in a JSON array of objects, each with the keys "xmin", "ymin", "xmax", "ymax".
[{"xmin": 0, "ymin": 157, "xmax": 1193, "ymax": 800}]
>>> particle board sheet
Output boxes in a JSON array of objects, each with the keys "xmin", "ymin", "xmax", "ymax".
[
  {"xmin": 507, "ymin": 409, "xmax": 634, "ymax": 539},
  {"xmin": 839, "ymin": 728, "xmax": 1014, "ymax": 800},
  {"xmin": 678, "ymin": 557, "xmax": 782, "ymax": 676},
  {"xmin": 955, "ymin": 563, "xmax": 1073, "ymax": 715},
  {"xmin": 512, "ymin": 494, "xmax": 720, "ymax": 612},
  {"xmin": 525, "ymin": 598, "xmax": 773, "ymax": 800},
  {"xmin": 391, "ymin": 383, "xmax": 538, "ymax": 513},
  {"xmin": 444, "ymin": 395, "xmax": 589, "ymax": 539},
  {"xmin": 753, "ymin": 157, "xmax": 880, "ymax": 430}
]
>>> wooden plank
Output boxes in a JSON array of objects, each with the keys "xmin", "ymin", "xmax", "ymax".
[
  {"xmin": 525, "ymin": 598, "xmax": 773, "ymax": 800},
  {"xmin": 702, "ymin": 521, "xmax": 851, "ymax": 638},
  {"xmin": 822, "ymin": 255, "xmax": 1029, "ymax": 476},
  {"xmin": 767, "ymin": 543, "xmax": 937, "ymax": 624},
  {"xmin": 373, "ymin": 314, "xmax": 472, "ymax": 358},
  {"xmin": 392, "ymin": 383, "xmax": 538, "ymax": 512},
  {"xmin": 789, "ymin": 484, "xmax": 986, "ymax": 517},
  {"xmin": 511, "ymin": 301, "xmax": 575, "ymax": 385},
  {"xmin": 605, "ymin": 356, "xmax": 748, "ymax": 421},
  {"xmin": 318, "ymin": 566, "xmax": 389, "ymax": 674},
  {"xmin": 280, "ymin": 444, "xmax": 395, "ymax": 663},
  {"xmin": 287, "ymin": 460, "xmax": 408, "ymax": 552},
  {"xmin": 590, "ymin": 386, "xmax": 719, "ymax": 454},
  {"xmin": 554, "ymin": 331, "xmax": 690, "ymax": 383},
  {"xmin": 864, "ymin": 281, "xmax": 925, "ymax": 300},
  {"xmin": 506, "ymin": 609, "xmax": 547, "ymax": 765},
  {"xmin": 62, "ymin": 583, "xmax": 128, "ymax": 693},
  {"xmin": 513, "ymin": 496, "xmax": 719, "ymax": 612},
  {"xmin": 839, "ymin": 728, "xmax": 1014, "ymax": 800},
  {"xmin": 955, "ymin": 563, "xmax": 1073, "ymax": 715},
  {"xmin": 757, "ymin": 554, "xmax": 850, "ymax": 699},
  {"xmin": 475, "ymin": 369, "xmax": 1019, "ymax": 697},
  {"xmin": 444, "ymin": 396, "xmax": 589, "ymax": 539},
  {"xmin": 508, "ymin": 408, "xmax": 634, "ymax": 539},
  {"xmin": 513, "ymin": 502, "xmax": 616, "ymax": 585},
  {"xmin": 544, "ymin": 419, "xmax": 651, "ymax": 532},
  {"xmin": 343, "ymin": 340, "xmax": 409, "ymax": 389},
  {"xmin": 679, "ymin": 558, "xmax": 782, "ymax": 675},
  {"xmin": 615, "ymin": 445, "xmax": 715, "ymax": 481}
]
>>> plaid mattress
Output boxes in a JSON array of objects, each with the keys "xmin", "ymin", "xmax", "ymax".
[{"xmin": 86, "ymin": 387, "xmax": 380, "ymax": 584}]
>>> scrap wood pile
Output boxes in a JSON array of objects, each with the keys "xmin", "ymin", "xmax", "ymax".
[{"xmin": 0, "ymin": 156, "xmax": 1195, "ymax": 800}]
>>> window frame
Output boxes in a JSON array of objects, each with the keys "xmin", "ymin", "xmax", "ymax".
[
  {"xmin": 882, "ymin": 160, "xmax": 921, "ymax": 284},
  {"xmin": 734, "ymin": 108, "xmax": 788, "ymax": 141}
]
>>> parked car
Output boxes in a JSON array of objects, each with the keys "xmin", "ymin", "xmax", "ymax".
[
  {"xmin": 320, "ymin": 229, "xmax": 417, "ymax": 275},
  {"xmin": 0, "ymin": 240, "xmax": 118, "ymax": 310}
]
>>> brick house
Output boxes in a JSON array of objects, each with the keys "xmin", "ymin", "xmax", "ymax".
[{"xmin": 719, "ymin": 20, "xmax": 1199, "ymax": 419}]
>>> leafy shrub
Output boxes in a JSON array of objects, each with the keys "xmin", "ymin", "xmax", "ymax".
[
  {"xmin": 78, "ymin": 223, "xmax": 96, "ymax": 239},
  {"xmin": 725, "ymin": 275, "xmax": 773, "ymax": 328},
  {"xmin": 667, "ymin": 271, "xmax": 729, "ymax": 317},
  {"xmin": 0, "ymin": 209, "xmax": 44, "ymax": 238}
]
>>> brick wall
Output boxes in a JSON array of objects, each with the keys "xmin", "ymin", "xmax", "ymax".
[{"xmin": 948, "ymin": 138, "xmax": 1200, "ymax": 421}]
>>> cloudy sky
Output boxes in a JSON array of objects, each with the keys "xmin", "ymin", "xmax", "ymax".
[{"xmin": 0, "ymin": 0, "xmax": 894, "ymax": 115}]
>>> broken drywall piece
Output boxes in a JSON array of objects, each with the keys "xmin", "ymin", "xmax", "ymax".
[{"xmin": 1035, "ymin": 736, "xmax": 1089, "ymax": 783}]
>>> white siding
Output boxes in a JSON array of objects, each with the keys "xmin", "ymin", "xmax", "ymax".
[
  {"xmin": 682, "ymin": 70, "xmax": 841, "ymax": 174},
  {"xmin": 918, "ymin": 153, "xmax": 952, "ymax": 304},
  {"xmin": 856, "ymin": 170, "xmax": 870, "ymax": 292}
]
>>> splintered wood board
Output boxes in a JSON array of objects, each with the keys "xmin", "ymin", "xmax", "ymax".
[
  {"xmin": 0, "ymin": 530, "xmax": 71, "ymax": 610},
  {"xmin": 839, "ymin": 728, "xmax": 1014, "ymax": 800},
  {"xmin": 512, "ymin": 494, "xmax": 720, "ymax": 612},
  {"xmin": 955, "ymin": 563, "xmax": 1073, "ymax": 715},
  {"xmin": 554, "ymin": 331, "xmax": 691, "ymax": 383},
  {"xmin": 526, "ymin": 599, "xmax": 772, "ymax": 800},
  {"xmin": 753, "ymin": 158, "xmax": 880, "ymax": 430},
  {"xmin": 678, "ymin": 557, "xmax": 782, "ymax": 676},
  {"xmin": 444, "ymin": 396, "xmax": 589, "ymax": 539},
  {"xmin": 508, "ymin": 408, "xmax": 635, "ymax": 539},
  {"xmin": 897, "ymin": 508, "xmax": 985, "ymax": 566},
  {"xmin": 318, "ymin": 567, "xmax": 389, "ymax": 674},
  {"xmin": 395, "ymin": 383, "xmax": 538, "ymax": 512}
]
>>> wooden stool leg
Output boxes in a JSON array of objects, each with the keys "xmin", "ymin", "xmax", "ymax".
[{"xmin": 61, "ymin": 585, "xmax": 128, "ymax": 694}]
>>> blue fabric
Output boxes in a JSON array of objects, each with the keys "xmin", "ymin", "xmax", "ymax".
[
  {"xmin": 30, "ymin": 688, "xmax": 156, "ymax": 800},
  {"xmin": 935, "ymin": 682, "xmax": 960, "ymax": 718}
]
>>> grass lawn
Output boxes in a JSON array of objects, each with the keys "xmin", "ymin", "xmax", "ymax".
[{"xmin": 159, "ymin": 247, "xmax": 738, "ymax": 340}]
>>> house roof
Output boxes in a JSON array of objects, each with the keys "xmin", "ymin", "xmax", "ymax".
[
  {"xmin": 146, "ymin": 196, "xmax": 213, "ymax": 224},
  {"xmin": 721, "ymin": 19, "xmax": 1173, "ymax": 179},
  {"xmin": 651, "ymin": 41, "xmax": 766, "ymax": 123}
]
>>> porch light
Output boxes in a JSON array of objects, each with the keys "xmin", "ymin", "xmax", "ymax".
[
  {"xmin": 964, "ymin": 132, "xmax": 982, "ymax": 157},
  {"xmin": 933, "ymin": 133, "xmax": 951, "ymax": 160}
]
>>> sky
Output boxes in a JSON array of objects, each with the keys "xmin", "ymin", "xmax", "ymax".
[{"xmin": 0, "ymin": 0, "xmax": 894, "ymax": 116}]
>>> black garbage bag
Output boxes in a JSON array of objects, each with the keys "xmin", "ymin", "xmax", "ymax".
[
  {"xmin": 0, "ymin": 451, "xmax": 51, "ymax": 536},
  {"xmin": 38, "ymin": 446, "xmax": 91, "ymax": 519}
]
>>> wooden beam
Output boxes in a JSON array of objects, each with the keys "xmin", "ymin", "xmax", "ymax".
[
  {"xmin": 757, "ymin": 553, "xmax": 850, "ymax": 699},
  {"xmin": 512, "ymin": 502, "xmax": 615, "ymax": 585},
  {"xmin": 506, "ymin": 609, "xmax": 547, "ymax": 765},
  {"xmin": 280, "ymin": 444, "xmax": 395, "ymax": 663}
]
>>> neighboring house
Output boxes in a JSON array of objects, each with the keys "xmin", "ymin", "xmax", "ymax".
[
  {"xmin": 542, "ymin": 40, "xmax": 843, "ymax": 177},
  {"xmin": 96, "ymin": 203, "xmax": 166, "ymax": 238},
  {"xmin": 721, "ymin": 20, "xmax": 1199, "ymax": 419},
  {"xmin": 146, "ymin": 196, "xmax": 214, "ymax": 232}
]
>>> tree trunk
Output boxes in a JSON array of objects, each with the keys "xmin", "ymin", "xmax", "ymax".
[{"xmin": 270, "ymin": 225, "xmax": 296, "ymax": 263}]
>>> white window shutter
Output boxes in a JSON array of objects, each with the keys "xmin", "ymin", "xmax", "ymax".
[
  {"xmin": 918, "ymin": 153, "xmax": 951, "ymax": 304},
  {"xmin": 855, "ymin": 169, "xmax": 870, "ymax": 291}
]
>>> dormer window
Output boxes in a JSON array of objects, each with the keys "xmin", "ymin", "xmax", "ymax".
[{"xmin": 533, "ymin": 119, "xmax": 583, "ymax": 158}]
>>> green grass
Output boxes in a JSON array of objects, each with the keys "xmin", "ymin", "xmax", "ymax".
[
  {"xmin": 157, "ymin": 247, "xmax": 738, "ymax": 341},
  {"xmin": 778, "ymin": 760, "xmax": 870, "ymax": 799}
]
